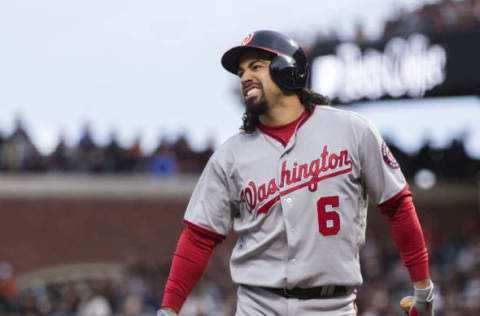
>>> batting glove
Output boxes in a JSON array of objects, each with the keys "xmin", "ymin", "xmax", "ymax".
[
  {"xmin": 400, "ymin": 281, "xmax": 434, "ymax": 316},
  {"xmin": 157, "ymin": 309, "xmax": 178, "ymax": 316}
]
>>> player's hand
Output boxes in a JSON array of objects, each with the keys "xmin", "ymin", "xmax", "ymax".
[
  {"xmin": 400, "ymin": 281, "xmax": 434, "ymax": 316},
  {"xmin": 157, "ymin": 308, "xmax": 178, "ymax": 316}
]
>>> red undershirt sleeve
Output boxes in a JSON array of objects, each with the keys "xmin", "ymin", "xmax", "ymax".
[
  {"xmin": 379, "ymin": 186, "xmax": 429, "ymax": 282},
  {"xmin": 161, "ymin": 225, "xmax": 223, "ymax": 313}
]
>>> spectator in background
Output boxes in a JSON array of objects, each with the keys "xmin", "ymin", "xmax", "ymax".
[
  {"xmin": 474, "ymin": 0, "xmax": 480, "ymax": 22},
  {"xmin": 455, "ymin": 0, "xmax": 476, "ymax": 30},
  {"xmin": 77, "ymin": 124, "xmax": 96, "ymax": 154},
  {"xmin": 76, "ymin": 280, "xmax": 113, "ymax": 316},
  {"xmin": 0, "ymin": 262, "xmax": 17, "ymax": 314},
  {"xmin": 103, "ymin": 131, "xmax": 123, "ymax": 173},
  {"xmin": 415, "ymin": 140, "xmax": 435, "ymax": 172},
  {"xmin": 49, "ymin": 133, "xmax": 73, "ymax": 172},
  {"xmin": 123, "ymin": 135, "xmax": 144, "ymax": 173},
  {"xmin": 392, "ymin": 8, "xmax": 430, "ymax": 36},
  {"xmin": 121, "ymin": 294, "xmax": 146, "ymax": 316},
  {"xmin": 74, "ymin": 124, "xmax": 105, "ymax": 173},
  {"xmin": 197, "ymin": 136, "xmax": 215, "ymax": 172},
  {"xmin": 170, "ymin": 133, "xmax": 197, "ymax": 174},
  {"xmin": 74, "ymin": 124, "xmax": 96, "ymax": 172},
  {"xmin": 438, "ymin": 0, "xmax": 460, "ymax": 31},
  {"xmin": 354, "ymin": 21, "xmax": 367, "ymax": 44},
  {"xmin": 148, "ymin": 137, "xmax": 178, "ymax": 177},
  {"xmin": 422, "ymin": 142, "xmax": 445, "ymax": 179},
  {"xmin": 2, "ymin": 116, "xmax": 43, "ymax": 172},
  {"xmin": 443, "ymin": 138, "xmax": 469, "ymax": 179}
]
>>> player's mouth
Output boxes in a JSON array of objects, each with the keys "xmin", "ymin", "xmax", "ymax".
[{"xmin": 243, "ymin": 83, "xmax": 262, "ymax": 99}]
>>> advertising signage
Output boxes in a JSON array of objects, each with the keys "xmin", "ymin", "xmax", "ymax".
[{"xmin": 309, "ymin": 29, "xmax": 480, "ymax": 104}]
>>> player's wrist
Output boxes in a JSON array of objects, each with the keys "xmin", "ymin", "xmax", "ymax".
[
  {"xmin": 157, "ymin": 307, "xmax": 178, "ymax": 316},
  {"xmin": 413, "ymin": 278, "xmax": 431, "ymax": 289},
  {"xmin": 414, "ymin": 279, "xmax": 434, "ymax": 303}
]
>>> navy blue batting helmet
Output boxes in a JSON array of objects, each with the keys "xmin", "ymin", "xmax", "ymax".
[{"xmin": 221, "ymin": 30, "xmax": 309, "ymax": 90}]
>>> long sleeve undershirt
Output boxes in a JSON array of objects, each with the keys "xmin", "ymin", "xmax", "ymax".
[
  {"xmin": 161, "ymin": 224, "xmax": 222, "ymax": 313},
  {"xmin": 379, "ymin": 186, "xmax": 429, "ymax": 281}
]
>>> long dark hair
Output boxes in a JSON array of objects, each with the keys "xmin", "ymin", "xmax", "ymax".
[{"xmin": 241, "ymin": 88, "xmax": 331, "ymax": 133}]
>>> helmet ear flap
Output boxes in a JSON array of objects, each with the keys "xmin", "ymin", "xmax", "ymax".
[{"xmin": 270, "ymin": 55, "xmax": 308, "ymax": 90}]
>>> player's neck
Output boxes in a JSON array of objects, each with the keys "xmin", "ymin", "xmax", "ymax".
[{"xmin": 260, "ymin": 95, "xmax": 305, "ymax": 127}]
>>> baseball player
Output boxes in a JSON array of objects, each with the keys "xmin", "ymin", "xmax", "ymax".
[{"xmin": 158, "ymin": 30, "xmax": 434, "ymax": 316}]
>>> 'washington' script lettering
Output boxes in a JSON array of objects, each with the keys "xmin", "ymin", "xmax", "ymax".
[{"xmin": 240, "ymin": 146, "xmax": 352, "ymax": 215}]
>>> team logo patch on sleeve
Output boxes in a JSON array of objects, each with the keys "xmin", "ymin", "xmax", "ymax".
[{"xmin": 381, "ymin": 142, "xmax": 400, "ymax": 169}]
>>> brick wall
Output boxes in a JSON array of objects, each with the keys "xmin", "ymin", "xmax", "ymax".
[
  {"xmin": 0, "ymin": 176, "xmax": 477, "ymax": 280},
  {"xmin": 1, "ymin": 197, "xmax": 189, "ymax": 275}
]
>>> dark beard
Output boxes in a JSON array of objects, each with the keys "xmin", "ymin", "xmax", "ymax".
[
  {"xmin": 240, "ymin": 98, "xmax": 267, "ymax": 134},
  {"xmin": 243, "ymin": 84, "xmax": 268, "ymax": 116},
  {"xmin": 245, "ymin": 98, "xmax": 268, "ymax": 116}
]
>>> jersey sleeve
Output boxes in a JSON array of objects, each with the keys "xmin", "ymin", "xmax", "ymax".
[
  {"xmin": 183, "ymin": 151, "xmax": 234, "ymax": 236},
  {"xmin": 358, "ymin": 120, "xmax": 407, "ymax": 205}
]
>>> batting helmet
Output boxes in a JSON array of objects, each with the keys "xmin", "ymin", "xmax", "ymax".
[{"xmin": 221, "ymin": 30, "xmax": 309, "ymax": 90}]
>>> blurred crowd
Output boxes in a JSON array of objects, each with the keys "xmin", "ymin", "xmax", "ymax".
[
  {"xmin": 382, "ymin": 0, "xmax": 480, "ymax": 39},
  {"xmin": 0, "ymin": 118, "xmax": 478, "ymax": 181},
  {"xmin": 307, "ymin": 0, "xmax": 480, "ymax": 45},
  {"xmin": 357, "ymin": 216, "xmax": 480, "ymax": 316},
  {"xmin": 1, "ymin": 212, "xmax": 479, "ymax": 316},
  {"xmin": 0, "ymin": 252, "xmax": 236, "ymax": 316},
  {"xmin": 0, "ymin": 118, "xmax": 213, "ymax": 176},
  {"xmin": 387, "ymin": 134, "xmax": 480, "ymax": 181}
]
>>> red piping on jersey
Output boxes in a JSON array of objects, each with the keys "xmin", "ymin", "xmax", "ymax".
[
  {"xmin": 256, "ymin": 165, "xmax": 353, "ymax": 215},
  {"xmin": 297, "ymin": 105, "xmax": 315, "ymax": 129},
  {"xmin": 378, "ymin": 183, "xmax": 409, "ymax": 207},
  {"xmin": 182, "ymin": 220, "xmax": 226, "ymax": 242},
  {"xmin": 258, "ymin": 107, "xmax": 314, "ymax": 147}
]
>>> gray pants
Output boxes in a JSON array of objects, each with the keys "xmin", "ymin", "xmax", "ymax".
[{"xmin": 235, "ymin": 285, "xmax": 357, "ymax": 316}]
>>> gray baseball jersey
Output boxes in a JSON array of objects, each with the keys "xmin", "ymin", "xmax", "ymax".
[{"xmin": 184, "ymin": 105, "xmax": 405, "ymax": 289}]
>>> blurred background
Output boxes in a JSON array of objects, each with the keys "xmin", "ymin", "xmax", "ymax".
[{"xmin": 0, "ymin": 0, "xmax": 479, "ymax": 315}]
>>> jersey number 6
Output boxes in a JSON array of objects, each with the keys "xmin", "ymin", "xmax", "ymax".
[{"xmin": 317, "ymin": 196, "xmax": 340, "ymax": 236}]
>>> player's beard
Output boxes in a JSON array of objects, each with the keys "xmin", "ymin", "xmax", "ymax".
[
  {"xmin": 243, "ymin": 84, "xmax": 268, "ymax": 116},
  {"xmin": 241, "ymin": 84, "xmax": 268, "ymax": 133}
]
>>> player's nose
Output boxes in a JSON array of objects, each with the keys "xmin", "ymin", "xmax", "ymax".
[{"xmin": 240, "ymin": 69, "xmax": 254, "ymax": 85}]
